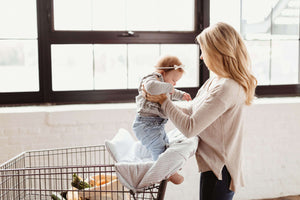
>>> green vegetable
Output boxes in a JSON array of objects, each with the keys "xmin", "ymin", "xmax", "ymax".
[
  {"xmin": 51, "ymin": 194, "xmax": 62, "ymax": 200},
  {"xmin": 71, "ymin": 173, "xmax": 91, "ymax": 190}
]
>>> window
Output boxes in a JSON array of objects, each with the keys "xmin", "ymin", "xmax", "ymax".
[
  {"xmin": 1, "ymin": 0, "xmax": 298, "ymax": 105},
  {"xmin": 242, "ymin": 0, "xmax": 300, "ymax": 96},
  {"xmin": 210, "ymin": 0, "xmax": 300, "ymax": 96},
  {"xmin": 0, "ymin": 0, "xmax": 209, "ymax": 104},
  {"xmin": 0, "ymin": 0, "xmax": 39, "ymax": 93}
]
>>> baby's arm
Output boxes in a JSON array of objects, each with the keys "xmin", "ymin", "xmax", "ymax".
[
  {"xmin": 172, "ymin": 89, "xmax": 192, "ymax": 101},
  {"xmin": 143, "ymin": 76, "xmax": 173, "ymax": 95}
]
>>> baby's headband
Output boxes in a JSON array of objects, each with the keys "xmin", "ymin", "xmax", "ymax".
[{"xmin": 156, "ymin": 65, "xmax": 185, "ymax": 70}]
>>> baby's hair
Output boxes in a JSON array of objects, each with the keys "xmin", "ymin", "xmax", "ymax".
[{"xmin": 154, "ymin": 55, "xmax": 184, "ymax": 73}]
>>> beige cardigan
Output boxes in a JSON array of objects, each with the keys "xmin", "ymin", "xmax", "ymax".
[{"xmin": 161, "ymin": 77, "xmax": 246, "ymax": 191}]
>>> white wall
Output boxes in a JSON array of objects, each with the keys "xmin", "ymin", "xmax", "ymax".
[{"xmin": 0, "ymin": 98, "xmax": 300, "ymax": 200}]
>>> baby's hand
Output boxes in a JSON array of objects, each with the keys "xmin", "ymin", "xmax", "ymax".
[
  {"xmin": 170, "ymin": 86, "xmax": 175, "ymax": 95},
  {"xmin": 182, "ymin": 93, "xmax": 192, "ymax": 101}
]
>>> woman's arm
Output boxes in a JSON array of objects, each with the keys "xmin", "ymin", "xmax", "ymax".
[
  {"xmin": 161, "ymin": 80, "xmax": 242, "ymax": 138},
  {"xmin": 162, "ymin": 96, "xmax": 228, "ymax": 138},
  {"xmin": 174, "ymin": 103, "xmax": 193, "ymax": 115},
  {"xmin": 144, "ymin": 87, "xmax": 229, "ymax": 138},
  {"xmin": 144, "ymin": 78, "xmax": 239, "ymax": 138},
  {"xmin": 143, "ymin": 86, "xmax": 192, "ymax": 114}
]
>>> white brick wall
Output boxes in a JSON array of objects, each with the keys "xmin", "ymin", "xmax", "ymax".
[{"xmin": 0, "ymin": 98, "xmax": 300, "ymax": 200}]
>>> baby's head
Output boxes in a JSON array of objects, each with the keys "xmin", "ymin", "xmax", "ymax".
[{"xmin": 154, "ymin": 55, "xmax": 184, "ymax": 86}]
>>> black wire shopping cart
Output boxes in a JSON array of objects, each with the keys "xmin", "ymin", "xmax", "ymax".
[{"xmin": 0, "ymin": 144, "xmax": 167, "ymax": 200}]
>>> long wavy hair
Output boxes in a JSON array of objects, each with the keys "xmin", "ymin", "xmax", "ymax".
[{"xmin": 197, "ymin": 22, "xmax": 257, "ymax": 105}]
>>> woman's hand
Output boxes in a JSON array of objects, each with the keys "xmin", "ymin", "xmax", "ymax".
[{"xmin": 142, "ymin": 86, "xmax": 168, "ymax": 105}]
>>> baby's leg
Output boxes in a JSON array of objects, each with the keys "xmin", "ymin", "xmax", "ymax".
[
  {"xmin": 133, "ymin": 116, "xmax": 168, "ymax": 161},
  {"xmin": 149, "ymin": 133, "xmax": 168, "ymax": 160},
  {"xmin": 168, "ymin": 172, "xmax": 184, "ymax": 184}
]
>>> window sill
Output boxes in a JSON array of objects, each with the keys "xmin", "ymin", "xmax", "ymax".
[
  {"xmin": 1, "ymin": 97, "xmax": 300, "ymax": 114},
  {"xmin": 253, "ymin": 97, "xmax": 300, "ymax": 105}
]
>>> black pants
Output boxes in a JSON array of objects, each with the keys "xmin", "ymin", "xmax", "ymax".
[{"xmin": 199, "ymin": 166, "xmax": 234, "ymax": 200}]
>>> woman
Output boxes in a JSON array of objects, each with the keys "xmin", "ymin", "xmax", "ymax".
[{"xmin": 144, "ymin": 22, "xmax": 257, "ymax": 200}]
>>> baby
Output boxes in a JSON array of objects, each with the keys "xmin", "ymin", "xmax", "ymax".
[{"xmin": 132, "ymin": 55, "xmax": 191, "ymax": 184}]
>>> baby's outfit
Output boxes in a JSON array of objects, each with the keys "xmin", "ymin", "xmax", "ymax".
[{"xmin": 133, "ymin": 72, "xmax": 185, "ymax": 160}]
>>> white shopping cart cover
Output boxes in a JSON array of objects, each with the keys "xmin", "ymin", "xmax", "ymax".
[{"xmin": 105, "ymin": 128, "xmax": 198, "ymax": 192}]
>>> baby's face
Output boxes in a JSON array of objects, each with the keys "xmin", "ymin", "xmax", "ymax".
[{"xmin": 163, "ymin": 70, "xmax": 183, "ymax": 86}]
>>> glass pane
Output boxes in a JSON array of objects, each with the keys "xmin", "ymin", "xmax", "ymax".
[
  {"xmin": 210, "ymin": 0, "xmax": 240, "ymax": 30},
  {"xmin": 94, "ymin": 45, "xmax": 127, "ymax": 89},
  {"xmin": 127, "ymin": 45, "xmax": 160, "ymax": 88},
  {"xmin": 54, "ymin": 0, "xmax": 195, "ymax": 31},
  {"xmin": 241, "ymin": 0, "xmax": 272, "ymax": 39},
  {"xmin": 126, "ymin": 0, "xmax": 159, "ymax": 31},
  {"xmin": 271, "ymin": 0, "xmax": 299, "ymax": 38},
  {"xmin": 0, "ymin": 40, "xmax": 39, "ymax": 92},
  {"xmin": 127, "ymin": 0, "xmax": 194, "ymax": 31},
  {"xmin": 51, "ymin": 45, "xmax": 94, "ymax": 91},
  {"xmin": 270, "ymin": 40, "xmax": 299, "ymax": 84},
  {"xmin": 161, "ymin": 44, "xmax": 199, "ymax": 87},
  {"xmin": 92, "ymin": 0, "xmax": 126, "ymax": 31},
  {"xmin": 53, "ymin": 0, "xmax": 92, "ymax": 30},
  {"xmin": 0, "ymin": 0, "xmax": 37, "ymax": 38},
  {"xmin": 158, "ymin": 0, "xmax": 194, "ymax": 31},
  {"xmin": 246, "ymin": 40, "xmax": 271, "ymax": 85}
]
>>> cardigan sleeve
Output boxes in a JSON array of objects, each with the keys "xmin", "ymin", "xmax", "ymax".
[
  {"xmin": 173, "ymin": 102, "xmax": 193, "ymax": 115},
  {"xmin": 162, "ymin": 97, "xmax": 228, "ymax": 138},
  {"xmin": 161, "ymin": 81, "xmax": 237, "ymax": 138}
]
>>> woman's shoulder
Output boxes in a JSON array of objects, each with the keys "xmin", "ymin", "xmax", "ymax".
[
  {"xmin": 211, "ymin": 77, "xmax": 246, "ymax": 103},
  {"xmin": 218, "ymin": 78, "xmax": 241, "ymax": 91},
  {"xmin": 203, "ymin": 76, "xmax": 239, "ymax": 89}
]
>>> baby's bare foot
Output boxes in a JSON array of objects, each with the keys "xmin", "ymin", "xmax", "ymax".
[{"xmin": 168, "ymin": 172, "xmax": 184, "ymax": 185}]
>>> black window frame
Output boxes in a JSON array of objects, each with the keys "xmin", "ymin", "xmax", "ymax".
[
  {"xmin": 0, "ymin": 0, "xmax": 209, "ymax": 105},
  {"xmin": 0, "ymin": 0, "xmax": 299, "ymax": 105}
]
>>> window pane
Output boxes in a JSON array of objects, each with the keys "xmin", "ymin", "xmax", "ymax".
[
  {"xmin": 51, "ymin": 44, "xmax": 200, "ymax": 91},
  {"xmin": 126, "ymin": 0, "xmax": 159, "ymax": 31},
  {"xmin": 94, "ymin": 45, "xmax": 127, "ymax": 89},
  {"xmin": 246, "ymin": 39, "xmax": 299, "ymax": 85},
  {"xmin": 92, "ymin": 0, "xmax": 126, "ymax": 31},
  {"xmin": 239, "ymin": 0, "xmax": 299, "ymax": 87},
  {"xmin": 246, "ymin": 40, "xmax": 271, "ymax": 85},
  {"xmin": 53, "ymin": 0, "xmax": 92, "ymax": 30},
  {"xmin": 241, "ymin": 0, "xmax": 272, "ymax": 39},
  {"xmin": 0, "ymin": 0, "xmax": 37, "ymax": 38},
  {"xmin": 126, "ymin": 0, "xmax": 194, "ymax": 31},
  {"xmin": 54, "ymin": 0, "xmax": 195, "ymax": 31},
  {"xmin": 158, "ymin": 0, "xmax": 194, "ymax": 31},
  {"xmin": 51, "ymin": 45, "xmax": 94, "ymax": 91},
  {"xmin": 127, "ymin": 45, "xmax": 160, "ymax": 88},
  {"xmin": 161, "ymin": 44, "xmax": 199, "ymax": 87},
  {"xmin": 210, "ymin": 0, "xmax": 240, "ymax": 30},
  {"xmin": 270, "ymin": 40, "xmax": 299, "ymax": 84},
  {"xmin": 242, "ymin": 0, "xmax": 299, "ymax": 39},
  {"xmin": 0, "ymin": 40, "xmax": 39, "ymax": 92},
  {"xmin": 271, "ymin": 0, "xmax": 299, "ymax": 38}
]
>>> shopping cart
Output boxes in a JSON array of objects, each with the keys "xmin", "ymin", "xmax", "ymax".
[{"xmin": 0, "ymin": 144, "xmax": 167, "ymax": 200}]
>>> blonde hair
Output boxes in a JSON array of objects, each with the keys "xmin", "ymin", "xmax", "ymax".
[
  {"xmin": 196, "ymin": 22, "xmax": 257, "ymax": 105},
  {"xmin": 154, "ymin": 55, "xmax": 184, "ymax": 73}
]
